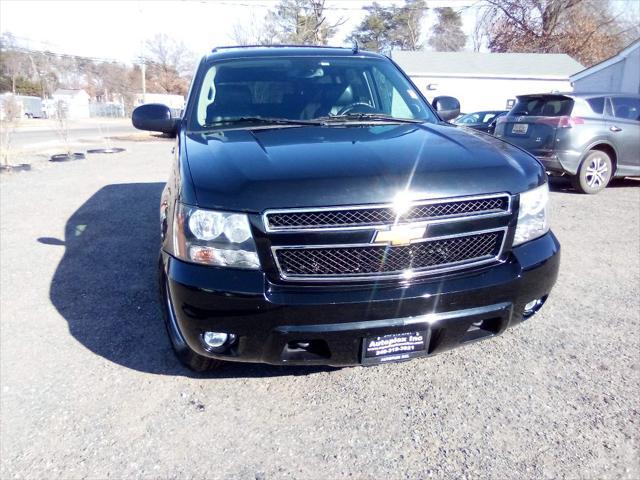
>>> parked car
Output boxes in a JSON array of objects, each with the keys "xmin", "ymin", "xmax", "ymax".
[
  {"xmin": 0, "ymin": 94, "xmax": 43, "ymax": 120},
  {"xmin": 495, "ymin": 93, "xmax": 640, "ymax": 194},
  {"xmin": 132, "ymin": 46, "xmax": 560, "ymax": 371},
  {"xmin": 454, "ymin": 110, "xmax": 508, "ymax": 134},
  {"xmin": 18, "ymin": 95, "xmax": 44, "ymax": 118}
]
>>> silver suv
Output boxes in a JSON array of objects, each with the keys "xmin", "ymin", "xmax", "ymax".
[{"xmin": 495, "ymin": 93, "xmax": 640, "ymax": 194}]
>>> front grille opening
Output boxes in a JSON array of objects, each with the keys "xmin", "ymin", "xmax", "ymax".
[
  {"xmin": 461, "ymin": 317, "xmax": 502, "ymax": 343},
  {"xmin": 282, "ymin": 340, "xmax": 331, "ymax": 361},
  {"xmin": 267, "ymin": 195, "xmax": 509, "ymax": 230},
  {"xmin": 275, "ymin": 231, "xmax": 503, "ymax": 279}
]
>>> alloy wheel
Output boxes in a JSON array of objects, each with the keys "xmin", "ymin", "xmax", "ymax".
[{"xmin": 585, "ymin": 155, "xmax": 609, "ymax": 188}]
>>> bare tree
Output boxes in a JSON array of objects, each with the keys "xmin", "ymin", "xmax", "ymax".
[
  {"xmin": 479, "ymin": 0, "xmax": 635, "ymax": 66},
  {"xmin": 390, "ymin": 0, "xmax": 427, "ymax": 50},
  {"xmin": 0, "ymin": 95, "xmax": 22, "ymax": 168},
  {"xmin": 0, "ymin": 33, "xmax": 197, "ymax": 104},
  {"xmin": 54, "ymin": 100, "xmax": 72, "ymax": 155},
  {"xmin": 143, "ymin": 34, "xmax": 196, "ymax": 95},
  {"xmin": 54, "ymin": 55, "xmax": 84, "ymax": 89},
  {"xmin": 0, "ymin": 33, "xmax": 29, "ymax": 93},
  {"xmin": 266, "ymin": 0, "xmax": 345, "ymax": 45},
  {"xmin": 231, "ymin": 12, "xmax": 276, "ymax": 45},
  {"xmin": 471, "ymin": 6, "xmax": 490, "ymax": 52},
  {"xmin": 27, "ymin": 51, "xmax": 57, "ymax": 98},
  {"xmin": 306, "ymin": 0, "xmax": 346, "ymax": 44},
  {"xmin": 144, "ymin": 34, "xmax": 194, "ymax": 76}
]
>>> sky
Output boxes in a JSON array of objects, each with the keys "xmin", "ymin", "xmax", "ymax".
[
  {"xmin": 0, "ymin": 0, "xmax": 480, "ymax": 64},
  {"xmin": 1, "ymin": 0, "xmax": 638, "ymax": 65}
]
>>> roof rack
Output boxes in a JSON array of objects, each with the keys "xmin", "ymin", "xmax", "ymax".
[{"xmin": 211, "ymin": 45, "xmax": 354, "ymax": 53}]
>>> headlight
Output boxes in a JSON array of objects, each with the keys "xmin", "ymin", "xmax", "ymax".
[
  {"xmin": 513, "ymin": 183, "xmax": 550, "ymax": 246},
  {"xmin": 173, "ymin": 204, "xmax": 260, "ymax": 269}
]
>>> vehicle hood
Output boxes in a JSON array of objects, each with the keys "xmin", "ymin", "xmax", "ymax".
[{"xmin": 183, "ymin": 123, "xmax": 544, "ymax": 211}]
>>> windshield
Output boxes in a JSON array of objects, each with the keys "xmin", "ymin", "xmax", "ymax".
[
  {"xmin": 188, "ymin": 56, "xmax": 437, "ymax": 129},
  {"xmin": 455, "ymin": 111, "xmax": 503, "ymax": 125}
]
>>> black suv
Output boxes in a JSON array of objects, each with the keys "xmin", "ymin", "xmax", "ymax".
[
  {"xmin": 133, "ymin": 46, "xmax": 560, "ymax": 371},
  {"xmin": 495, "ymin": 93, "xmax": 640, "ymax": 194}
]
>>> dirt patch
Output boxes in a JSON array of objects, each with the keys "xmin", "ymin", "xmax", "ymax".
[{"xmin": 106, "ymin": 133, "xmax": 172, "ymax": 142}]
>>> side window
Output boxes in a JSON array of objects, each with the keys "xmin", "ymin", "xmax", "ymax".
[
  {"xmin": 611, "ymin": 97, "xmax": 640, "ymax": 122},
  {"xmin": 604, "ymin": 97, "xmax": 613, "ymax": 117},
  {"xmin": 587, "ymin": 97, "xmax": 605, "ymax": 114},
  {"xmin": 197, "ymin": 66, "xmax": 217, "ymax": 125},
  {"xmin": 390, "ymin": 89, "xmax": 412, "ymax": 117},
  {"xmin": 460, "ymin": 114, "xmax": 480, "ymax": 124},
  {"xmin": 370, "ymin": 66, "xmax": 414, "ymax": 118},
  {"xmin": 483, "ymin": 113, "xmax": 497, "ymax": 123}
]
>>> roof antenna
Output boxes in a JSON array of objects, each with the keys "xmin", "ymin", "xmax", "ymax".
[{"xmin": 352, "ymin": 39, "xmax": 359, "ymax": 54}]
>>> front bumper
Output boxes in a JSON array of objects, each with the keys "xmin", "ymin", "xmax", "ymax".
[{"xmin": 162, "ymin": 232, "xmax": 560, "ymax": 367}]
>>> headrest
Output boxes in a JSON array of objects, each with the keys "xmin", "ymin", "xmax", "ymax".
[
  {"xmin": 335, "ymin": 86, "xmax": 353, "ymax": 105},
  {"xmin": 321, "ymin": 85, "xmax": 353, "ymax": 105},
  {"xmin": 214, "ymin": 84, "xmax": 252, "ymax": 106}
]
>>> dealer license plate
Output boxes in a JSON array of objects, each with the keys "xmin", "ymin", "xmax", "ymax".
[
  {"xmin": 511, "ymin": 123, "xmax": 529, "ymax": 134},
  {"xmin": 361, "ymin": 330, "xmax": 429, "ymax": 365}
]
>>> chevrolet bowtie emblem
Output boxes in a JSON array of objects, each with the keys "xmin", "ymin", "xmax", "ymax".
[{"xmin": 373, "ymin": 225, "xmax": 427, "ymax": 246}]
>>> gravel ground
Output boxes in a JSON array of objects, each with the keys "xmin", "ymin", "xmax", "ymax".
[{"xmin": 1, "ymin": 140, "xmax": 639, "ymax": 479}]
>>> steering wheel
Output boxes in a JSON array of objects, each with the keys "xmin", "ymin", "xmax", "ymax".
[{"xmin": 336, "ymin": 102, "xmax": 378, "ymax": 116}]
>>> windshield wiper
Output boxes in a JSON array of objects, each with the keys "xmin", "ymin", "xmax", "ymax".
[
  {"xmin": 204, "ymin": 116, "xmax": 322, "ymax": 127},
  {"xmin": 317, "ymin": 113, "xmax": 425, "ymax": 124}
]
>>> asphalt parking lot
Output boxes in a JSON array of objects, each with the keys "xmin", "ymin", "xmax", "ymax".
[{"xmin": 1, "ymin": 140, "xmax": 639, "ymax": 479}]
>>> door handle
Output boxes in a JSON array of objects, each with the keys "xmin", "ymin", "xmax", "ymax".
[{"xmin": 610, "ymin": 125, "xmax": 622, "ymax": 132}]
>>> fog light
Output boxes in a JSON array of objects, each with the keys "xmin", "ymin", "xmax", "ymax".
[
  {"xmin": 523, "ymin": 298, "xmax": 545, "ymax": 317},
  {"xmin": 202, "ymin": 331, "xmax": 234, "ymax": 349}
]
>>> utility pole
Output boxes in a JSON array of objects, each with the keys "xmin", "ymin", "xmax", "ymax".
[
  {"xmin": 28, "ymin": 53, "xmax": 45, "ymax": 99},
  {"xmin": 137, "ymin": 1, "xmax": 146, "ymax": 104},
  {"xmin": 141, "ymin": 60, "xmax": 146, "ymax": 104}
]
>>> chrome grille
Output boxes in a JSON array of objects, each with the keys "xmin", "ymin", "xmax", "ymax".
[
  {"xmin": 274, "ymin": 231, "xmax": 504, "ymax": 281},
  {"xmin": 265, "ymin": 195, "xmax": 509, "ymax": 231}
]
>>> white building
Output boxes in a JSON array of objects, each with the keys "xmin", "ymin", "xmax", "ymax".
[
  {"xmin": 134, "ymin": 93, "xmax": 184, "ymax": 109},
  {"xmin": 52, "ymin": 89, "xmax": 90, "ymax": 119},
  {"xmin": 134, "ymin": 93, "xmax": 185, "ymax": 117},
  {"xmin": 391, "ymin": 51, "xmax": 584, "ymax": 113},
  {"xmin": 570, "ymin": 40, "xmax": 640, "ymax": 94}
]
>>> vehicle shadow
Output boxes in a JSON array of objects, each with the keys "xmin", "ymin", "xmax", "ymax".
[
  {"xmin": 43, "ymin": 183, "xmax": 333, "ymax": 378},
  {"xmin": 548, "ymin": 175, "xmax": 639, "ymax": 193}
]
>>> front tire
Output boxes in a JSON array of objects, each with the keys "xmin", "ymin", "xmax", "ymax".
[
  {"xmin": 161, "ymin": 274, "xmax": 222, "ymax": 372},
  {"xmin": 572, "ymin": 150, "xmax": 613, "ymax": 194}
]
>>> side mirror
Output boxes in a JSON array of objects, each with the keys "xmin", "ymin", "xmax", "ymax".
[
  {"xmin": 132, "ymin": 103, "xmax": 179, "ymax": 135},
  {"xmin": 432, "ymin": 96, "xmax": 460, "ymax": 122}
]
